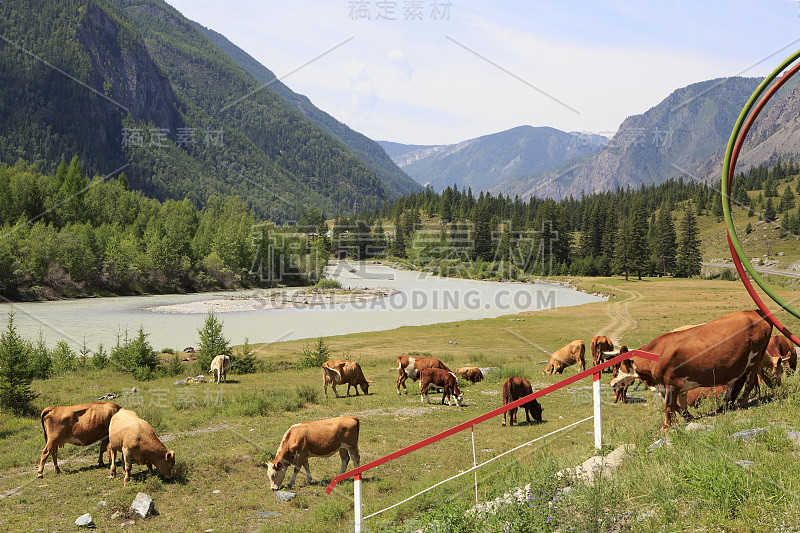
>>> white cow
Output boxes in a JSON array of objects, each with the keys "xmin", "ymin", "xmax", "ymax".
[{"xmin": 210, "ymin": 354, "xmax": 231, "ymax": 384}]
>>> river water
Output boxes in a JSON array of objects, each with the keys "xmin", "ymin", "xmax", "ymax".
[{"xmin": 0, "ymin": 261, "xmax": 604, "ymax": 351}]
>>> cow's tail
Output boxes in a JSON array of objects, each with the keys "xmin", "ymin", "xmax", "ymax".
[{"xmin": 40, "ymin": 407, "xmax": 54, "ymax": 442}]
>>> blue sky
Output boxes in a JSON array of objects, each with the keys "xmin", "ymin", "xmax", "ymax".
[{"xmin": 168, "ymin": 0, "xmax": 800, "ymax": 144}]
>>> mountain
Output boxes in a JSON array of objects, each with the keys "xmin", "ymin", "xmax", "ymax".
[
  {"xmin": 494, "ymin": 76, "xmax": 800, "ymax": 201},
  {"xmin": 382, "ymin": 126, "xmax": 608, "ymax": 192},
  {"xmin": 377, "ymin": 141, "xmax": 435, "ymax": 158},
  {"xmin": 0, "ymin": 0, "xmax": 403, "ymax": 221},
  {"xmin": 196, "ymin": 23, "xmax": 422, "ymax": 198}
]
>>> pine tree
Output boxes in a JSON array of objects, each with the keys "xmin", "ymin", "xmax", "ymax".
[
  {"xmin": 779, "ymin": 185, "xmax": 796, "ymax": 213},
  {"xmin": 197, "ymin": 311, "xmax": 230, "ymax": 371},
  {"xmin": 625, "ymin": 204, "xmax": 649, "ymax": 279},
  {"xmin": 472, "ymin": 203, "xmax": 493, "ymax": 262},
  {"xmin": 652, "ymin": 208, "xmax": 677, "ymax": 276},
  {"xmin": 676, "ymin": 206, "xmax": 702, "ymax": 277},
  {"xmin": 764, "ymin": 178, "xmax": 779, "ymax": 197},
  {"xmin": 0, "ymin": 312, "xmax": 38, "ymax": 414},
  {"xmin": 763, "ymin": 197, "xmax": 776, "ymax": 222}
]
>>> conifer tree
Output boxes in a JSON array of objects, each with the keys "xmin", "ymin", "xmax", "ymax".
[
  {"xmin": 676, "ymin": 206, "xmax": 702, "ymax": 277},
  {"xmin": 0, "ymin": 312, "xmax": 37, "ymax": 414}
]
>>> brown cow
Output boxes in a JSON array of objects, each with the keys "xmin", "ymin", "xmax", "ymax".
[
  {"xmin": 767, "ymin": 335, "xmax": 796, "ymax": 373},
  {"xmin": 322, "ymin": 360, "xmax": 373, "ymax": 398},
  {"xmin": 37, "ymin": 402, "xmax": 121, "ymax": 478},
  {"xmin": 542, "ymin": 340, "xmax": 586, "ymax": 375},
  {"xmin": 684, "ymin": 385, "xmax": 727, "ymax": 410},
  {"xmin": 501, "ymin": 377, "xmax": 543, "ymax": 426},
  {"xmin": 420, "ymin": 368, "xmax": 463, "ymax": 406},
  {"xmin": 266, "ymin": 416, "xmax": 360, "ymax": 490},
  {"xmin": 590, "ymin": 336, "xmax": 614, "ymax": 367},
  {"xmin": 108, "ymin": 409, "xmax": 175, "ymax": 486},
  {"xmin": 610, "ymin": 346, "xmax": 631, "ymax": 404},
  {"xmin": 457, "ymin": 366, "xmax": 484, "ymax": 384},
  {"xmin": 396, "ymin": 355, "xmax": 451, "ymax": 395},
  {"xmin": 608, "ymin": 310, "xmax": 772, "ymax": 430}
]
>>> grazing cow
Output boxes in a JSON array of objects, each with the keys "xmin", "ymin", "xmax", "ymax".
[
  {"xmin": 266, "ymin": 416, "xmax": 360, "ymax": 490},
  {"xmin": 608, "ymin": 310, "xmax": 772, "ymax": 430},
  {"xmin": 501, "ymin": 377, "xmax": 543, "ymax": 426},
  {"xmin": 419, "ymin": 368, "xmax": 463, "ymax": 406},
  {"xmin": 759, "ymin": 347, "xmax": 784, "ymax": 389},
  {"xmin": 767, "ymin": 335, "xmax": 796, "ymax": 373},
  {"xmin": 108, "ymin": 409, "xmax": 175, "ymax": 486},
  {"xmin": 684, "ymin": 385, "xmax": 727, "ymax": 410},
  {"xmin": 396, "ymin": 355, "xmax": 451, "ymax": 395},
  {"xmin": 457, "ymin": 366, "xmax": 484, "ymax": 384},
  {"xmin": 210, "ymin": 354, "xmax": 231, "ymax": 384},
  {"xmin": 590, "ymin": 336, "xmax": 614, "ymax": 367},
  {"xmin": 542, "ymin": 340, "xmax": 586, "ymax": 375},
  {"xmin": 609, "ymin": 346, "xmax": 631, "ymax": 404},
  {"xmin": 37, "ymin": 402, "xmax": 121, "ymax": 478},
  {"xmin": 322, "ymin": 360, "xmax": 373, "ymax": 398}
]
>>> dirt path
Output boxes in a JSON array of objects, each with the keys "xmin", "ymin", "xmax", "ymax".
[{"xmin": 595, "ymin": 285, "xmax": 644, "ymax": 344}]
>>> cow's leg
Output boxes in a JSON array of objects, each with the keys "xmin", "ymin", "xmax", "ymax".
[
  {"xmin": 286, "ymin": 461, "xmax": 301, "ymax": 488},
  {"xmin": 524, "ymin": 405, "xmax": 532, "ymax": 424},
  {"xmin": 502, "ymin": 409, "xmax": 507, "ymax": 427},
  {"xmin": 354, "ymin": 383, "xmax": 360, "ymax": 396},
  {"xmin": 661, "ymin": 385, "xmax": 680, "ymax": 431},
  {"xmin": 303, "ymin": 459, "xmax": 312, "ymax": 484},
  {"xmin": 123, "ymin": 450, "xmax": 132, "ymax": 486},
  {"xmin": 339, "ymin": 448, "xmax": 350, "ymax": 474},
  {"xmin": 98, "ymin": 438, "xmax": 109, "ymax": 467},
  {"xmin": 332, "ymin": 382, "xmax": 340, "ymax": 398},
  {"xmin": 397, "ymin": 369, "xmax": 407, "ymax": 395},
  {"xmin": 147, "ymin": 462, "xmax": 154, "ymax": 476},
  {"xmin": 37, "ymin": 443, "xmax": 53, "ymax": 478},
  {"xmin": 346, "ymin": 383, "xmax": 352, "ymax": 397},
  {"xmin": 51, "ymin": 448, "xmax": 60, "ymax": 475},
  {"xmin": 109, "ymin": 447, "xmax": 117, "ymax": 478},
  {"xmin": 324, "ymin": 377, "xmax": 328, "ymax": 399},
  {"xmin": 677, "ymin": 391, "xmax": 690, "ymax": 419}
]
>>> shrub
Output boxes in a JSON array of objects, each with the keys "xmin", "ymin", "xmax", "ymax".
[
  {"xmin": 295, "ymin": 338, "xmax": 331, "ymax": 369},
  {"xmin": 295, "ymin": 384, "xmax": 319, "ymax": 404},
  {"xmin": 50, "ymin": 340, "xmax": 77, "ymax": 376},
  {"xmin": 92, "ymin": 343, "xmax": 109, "ymax": 370},
  {"xmin": 165, "ymin": 353, "xmax": 183, "ymax": 377},
  {"xmin": 315, "ymin": 278, "xmax": 342, "ymax": 290},
  {"xmin": 29, "ymin": 332, "xmax": 52, "ymax": 379},
  {"xmin": 161, "ymin": 347, "xmax": 175, "ymax": 354},
  {"xmin": 232, "ymin": 338, "xmax": 259, "ymax": 374},
  {"xmin": 197, "ymin": 311, "xmax": 230, "ymax": 371},
  {"xmin": 0, "ymin": 312, "xmax": 38, "ymax": 414},
  {"xmin": 110, "ymin": 327, "xmax": 159, "ymax": 380}
]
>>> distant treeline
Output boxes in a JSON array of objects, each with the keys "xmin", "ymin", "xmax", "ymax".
[
  {"xmin": 330, "ymin": 160, "xmax": 800, "ymax": 280},
  {"xmin": 0, "ymin": 156, "xmax": 326, "ymax": 299}
]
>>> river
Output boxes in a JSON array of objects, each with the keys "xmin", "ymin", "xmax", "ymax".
[{"xmin": 0, "ymin": 261, "xmax": 605, "ymax": 351}]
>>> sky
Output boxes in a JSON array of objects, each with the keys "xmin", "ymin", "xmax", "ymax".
[{"xmin": 167, "ymin": 0, "xmax": 800, "ymax": 145}]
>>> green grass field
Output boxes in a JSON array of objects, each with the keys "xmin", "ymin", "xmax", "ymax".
[{"xmin": 3, "ymin": 277, "xmax": 800, "ymax": 532}]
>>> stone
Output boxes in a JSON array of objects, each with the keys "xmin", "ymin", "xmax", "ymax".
[
  {"xmin": 735, "ymin": 460, "xmax": 755, "ymax": 468},
  {"xmin": 130, "ymin": 492, "xmax": 155, "ymax": 518},
  {"xmin": 256, "ymin": 511, "xmax": 281, "ymax": 518},
  {"xmin": 647, "ymin": 438, "xmax": 671, "ymax": 452},
  {"xmin": 730, "ymin": 428, "xmax": 767, "ymax": 441},
  {"xmin": 96, "ymin": 501, "xmax": 107, "ymax": 508},
  {"xmin": 274, "ymin": 490, "xmax": 296, "ymax": 502},
  {"xmin": 787, "ymin": 431, "xmax": 800, "ymax": 445},
  {"xmin": 684, "ymin": 422, "xmax": 712, "ymax": 432},
  {"xmin": 75, "ymin": 514, "xmax": 94, "ymax": 528},
  {"xmin": 212, "ymin": 490, "xmax": 221, "ymax": 494},
  {"xmin": 121, "ymin": 521, "xmax": 135, "ymax": 527}
]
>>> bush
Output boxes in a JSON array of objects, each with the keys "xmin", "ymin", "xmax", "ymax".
[
  {"xmin": 165, "ymin": 353, "xmax": 183, "ymax": 377},
  {"xmin": 50, "ymin": 340, "xmax": 77, "ymax": 376},
  {"xmin": 315, "ymin": 278, "xmax": 342, "ymax": 290},
  {"xmin": 161, "ymin": 347, "xmax": 175, "ymax": 354},
  {"xmin": 295, "ymin": 384, "xmax": 319, "ymax": 404},
  {"xmin": 232, "ymin": 337, "xmax": 258, "ymax": 374},
  {"xmin": 92, "ymin": 343, "xmax": 109, "ymax": 370},
  {"xmin": 295, "ymin": 338, "xmax": 331, "ymax": 369},
  {"xmin": 0, "ymin": 313, "xmax": 38, "ymax": 414},
  {"xmin": 231, "ymin": 390, "xmax": 305, "ymax": 417},
  {"xmin": 197, "ymin": 311, "xmax": 230, "ymax": 371},
  {"xmin": 29, "ymin": 333, "xmax": 52, "ymax": 379},
  {"xmin": 110, "ymin": 327, "xmax": 159, "ymax": 380}
]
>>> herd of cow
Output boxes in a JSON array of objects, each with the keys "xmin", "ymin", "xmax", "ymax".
[{"xmin": 33, "ymin": 308, "xmax": 797, "ymax": 492}]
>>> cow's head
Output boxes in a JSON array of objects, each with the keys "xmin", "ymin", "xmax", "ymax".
[
  {"xmin": 360, "ymin": 379, "xmax": 373, "ymax": 395},
  {"xmin": 454, "ymin": 391, "xmax": 464, "ymax": 407},
  {"xmin": 762, "ymin": 355, "xmax": 783, "ymax": 387},
  {"xmin": 529, "ymin": 399, "xmax": 543, "ymax": 423},
  {"xmin": 266, "ymin": 461, "xmax": 286, "ymax": 490},
  {"xmin": 157, "ymin": 450, "xmax": 175, "ymax": 479}
]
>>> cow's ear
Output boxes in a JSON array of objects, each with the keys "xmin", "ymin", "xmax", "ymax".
[
  {"xmin": 166, "ymin": 451, "xmax": 175, "ymax": 461},
  {"xmin": 367, "ymin": 379, "xmax": 374, "ymax": 384},
  {"xmin": 274, "ymin": 462, "xmax": 283, "ymax": 471}
]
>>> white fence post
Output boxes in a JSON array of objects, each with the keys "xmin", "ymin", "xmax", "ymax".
[
  {"xmin": 471, "ymin": 426, "xmax": 478, "ymax": 504},
  {"xmin": 593, "ymin": 371, "xmax": 602, "ymax": 451},
  {"xmin": 354, "ymin": 474, "xmax": 362, "ymax": 533}
]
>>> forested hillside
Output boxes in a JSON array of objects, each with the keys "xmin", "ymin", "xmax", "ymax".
[
  {"xmin": 331, "ymin": 159, "xmax": 800, "ymax": 281},
  {"xmin": 0, "ymin": 0, "xmax": 402, "ymax": 221},
  {"xmin": 0, "ymin": 157, "xmax": 327, "ymax": 300}
]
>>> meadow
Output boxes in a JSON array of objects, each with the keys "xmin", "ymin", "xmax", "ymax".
[{"xmin": 2, "ymin": 276, "xmax": 800, "ymax": 532}]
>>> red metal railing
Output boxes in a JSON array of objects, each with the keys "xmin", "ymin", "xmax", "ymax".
[{"xmin": 325, "ymin": 349, "xmax": 659, "ymax": 495}]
